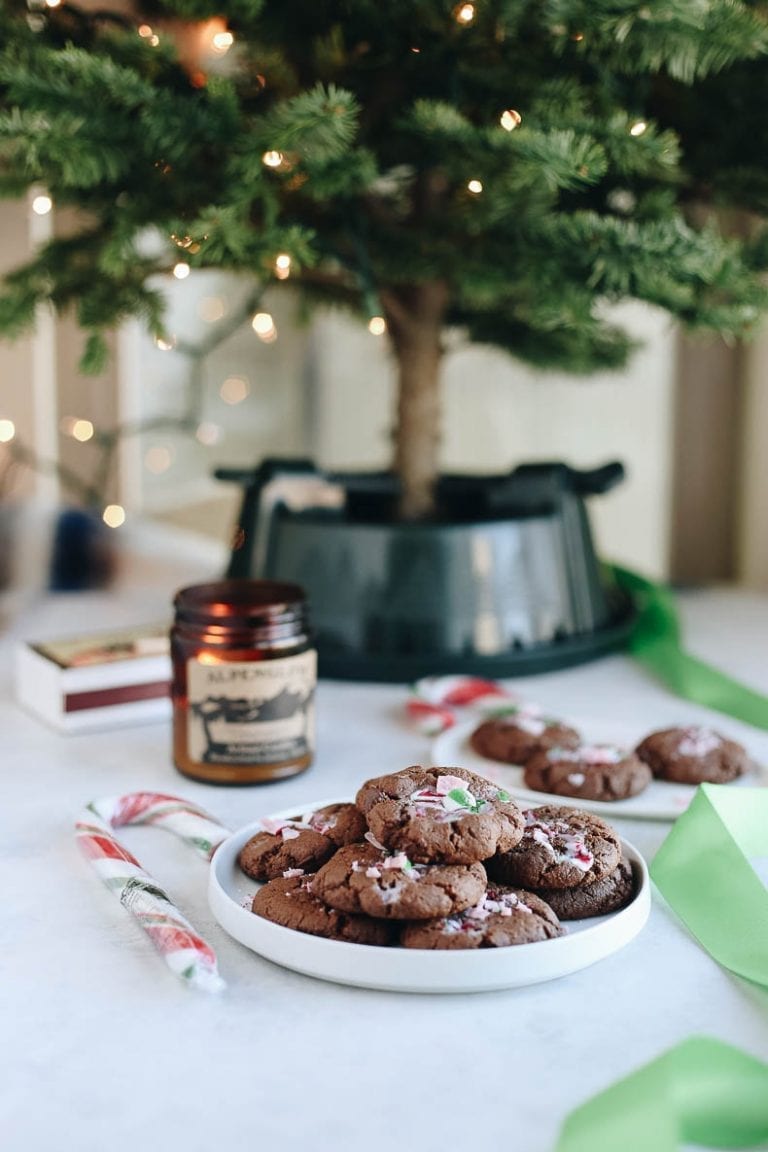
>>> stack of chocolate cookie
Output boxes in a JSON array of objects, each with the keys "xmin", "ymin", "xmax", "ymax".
[
  {"xmin": 240, "ymin": 766, "xmax": 636, "ymax": 949},
  {"xmin": 470, "ymin": 708, "xmax": 750, "ymax": 801}
]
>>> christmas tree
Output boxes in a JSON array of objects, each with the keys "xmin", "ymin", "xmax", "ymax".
[{"xmin": 1, "ymin": 0, "xmax": 768, "ymax": 517}]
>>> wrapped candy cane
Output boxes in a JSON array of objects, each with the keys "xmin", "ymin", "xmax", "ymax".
[
  {"xmin": 75, "ymin": 792, "xmax": 231, "ymax": 993},
  {"xmin": 407, "ymin": 675, "xmax": 521, "ymax": 735}
]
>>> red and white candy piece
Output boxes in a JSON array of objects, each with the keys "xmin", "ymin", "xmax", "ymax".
[{"xmin": 75, "ymin": 792, "xmax": 230, "ymax": 993}]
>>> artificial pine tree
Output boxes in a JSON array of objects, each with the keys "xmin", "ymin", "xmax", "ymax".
[{"xmin": 2, "ymin": 0, "xmax": 768, "ymax": 517}]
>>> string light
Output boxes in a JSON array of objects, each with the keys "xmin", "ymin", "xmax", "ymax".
[
  {"xmin": 32, "ymin": 194, "xmax": 53, "ymax": 215},
  {"xmin": 467, "ymin": 178, "xmax": 483, "ymax": 194},
  {"xmin": 154, "ymin": 335, "xmax": 176, "ymax": 351},
  {"xmin": 274, "ymin": 253, "xmax": 292, "ymax": 280},
  {"xmin": 0, "ymin": 419, "xmax": 15, "ymax": 443},
  {"xmin": 251, "ymin": 312, "xmax": 277, "ymax": 341},
  {"xmin": 195, "ymin": 421, "xmax": 222, "ymax": 446},
  {"xmin": 44, "ymin": 0, "xmax": 61, "ymax": 8},
  {"xmin": 500, "ymin": 109, "xmax": 522, "ymax": 131},
  {"xmin": 173, "ymin": 262, "xmax": 191, "ymax": 280},
  {"xmin": 199, "ymin": 296, "xmax": 226, "ymax": 322},
  {"xmin": 144, "ymin": 446, "xmax": 173, "ymax": 474},
  {"xmin": 262, "ymin": 150, "xmax": 284, "ymax": 169},
  {"xmin": 138, "ymin": 24, "xmax": 153, "ymax": 38},
  {"xmin": 102, "ymin": 504, "xmax": 126, "ymax": 528},
  {"xmin": 629, "ymin": 120, "xmax": 648, "ymax": 137},
  {"xmin": 220, "ymin": 376, "xmax": 250, "ymax": 405},
  {"xmin": 368, "ymin": 316, "xmax": 386, "ymax": 336},
  {"xmin": 211, "ymin": 30, "xmax": 234, "ymax": 53},
  {"xmin": 70, "ymin": 419, "xmax": 94, "ymax": 442},
  {"xmin": 454, "ymin": 3, "xmax": 475, "ymax": 24}
]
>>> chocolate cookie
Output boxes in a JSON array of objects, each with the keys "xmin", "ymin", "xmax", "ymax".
[
  {"xmin": 238, "ymin": 802, "xmax": 367, "ymax": 882},
  {"xmin": 635, "ymin": 725, "xmax": 749, "ymax": 785},
  {"xmin": 251, "ymin": 874, "xmax": 392, "ymax": 946},
  {"xmin": 311, "ymin": 841, "xmax": 487, "ymax": 921},
  {"xmin": 356, "ymin": 766, "xmax": 525, "ymax": 865},
  {"xmin": 486, "ymin": 805, "xmax": 621, "ymax": 889},
  {"xmin": 470, "ymin": 709, "xmax": 580, "ymax": 766},
  {"xmin": 523, "ymin": 743, "xmax": 651, "ymax": 802},
  {"xmin": 400, "ymin": 885, "xmax": 564, "ymax": 949},
  {"xmin": 531, "ymin": 858, "xmax": 635, "ymax": 920}
]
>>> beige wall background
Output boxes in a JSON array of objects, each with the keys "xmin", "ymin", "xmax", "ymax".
[{"xmin": 1, "ymin": 196, "xmax": 767, "ymax": 589}]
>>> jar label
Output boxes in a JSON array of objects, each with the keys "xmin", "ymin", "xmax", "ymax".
[{"xmin": 186, "ymin": 651, "xmax": 316, "ymax": 766}]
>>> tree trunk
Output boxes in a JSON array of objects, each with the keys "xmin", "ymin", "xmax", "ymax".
[{"xmin": 382, "ymin": 281, "xmax": 449, "ymax": 520}]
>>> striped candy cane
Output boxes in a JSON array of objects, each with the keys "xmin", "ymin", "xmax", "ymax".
[{"xmin": 75, "ymin": 793, "xmax": 232, "ymax": 993}]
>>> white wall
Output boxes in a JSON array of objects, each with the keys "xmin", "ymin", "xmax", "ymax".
[{"xmin": 312, "ymin": 301, "xmax": 677, "ymax": 579}]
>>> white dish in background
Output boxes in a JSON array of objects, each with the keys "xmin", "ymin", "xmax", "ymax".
[
  {"xmin": 208, "ymin": 799, "xmax": 651, "ymax": 994},
  {"xmin": 430, "ymin": 721, "xmax": 768, "ymax": 822}
]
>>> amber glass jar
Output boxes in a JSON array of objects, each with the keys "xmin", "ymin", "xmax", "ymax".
[{"xmin": 171, "ymin": 579, "xmax": 316, "ymax": 785}]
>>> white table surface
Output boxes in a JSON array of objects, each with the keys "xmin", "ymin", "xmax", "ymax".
[{"xmin": 2, "ymin": 540, "xmax": 768, "ymax": 1152}]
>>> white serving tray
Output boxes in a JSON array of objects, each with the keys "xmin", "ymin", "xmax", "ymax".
[
  {"xmin": 431, "ymin": 721, "xmax": 768, "ymax": 822},
  {"xmin": 208, "ymin": 798, "xmax": 651, "ymax": 994}
]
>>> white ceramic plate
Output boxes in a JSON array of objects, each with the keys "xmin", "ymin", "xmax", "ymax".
[
  {"xmin": 208, "ymin": 798, "xmax": 651, "ymax": 994},
  {"xmin": 431, "ymin": 721, "xmax": 768, "ymax": 822}
]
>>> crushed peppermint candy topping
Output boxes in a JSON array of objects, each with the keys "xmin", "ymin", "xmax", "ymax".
[
  {"xmin": 260, "ymin": 815, "xmax": 315, "ymax": 840},
  {"xmin": 524, "ymin": 811, "xmax": 594, "ymax": 872},
  {"xmin": 354, "ymin": 850, "xmax": 420, "ymax": 881},
  {"xmin": 677, "ymin": 726, "xmax": 722, "ymax": 758},
  {"xmin": 462, "ymin": 890, "xmax": 532, "ymax": 924},
  {"xmin": 435, "ymin": 774, "xmax": 469, "ymax": 795},
  {"xmin": 282, "ymin": 868, "xmax": 305, "ymax": 878},
  {"xmin": 364, "ymin": 830, "xmax": 388, "ymax": 851},
  {"xmin": 411, "ymin": 780, "xmax": 488, "ymax": 819},
  {"xmin": 510, "ymin": 714, "xmax": 546, "ymax": 736},
  {"xmin": 548, "ymin": 744, "xmax": 622, "ymax": 766}
]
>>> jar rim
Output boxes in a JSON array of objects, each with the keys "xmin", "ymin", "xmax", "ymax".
[{"xmin": 174, "ymin": 579, "xmax": 307, "ymax": 620}]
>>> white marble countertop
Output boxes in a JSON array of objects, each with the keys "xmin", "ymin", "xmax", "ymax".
[{"xmin": 2, "ymin": 546, "xmax": 768, "ymax": 1152}]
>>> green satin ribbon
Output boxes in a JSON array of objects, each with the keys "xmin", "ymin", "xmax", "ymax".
[
  {"xmin": 611, "ymin": 565, "xmax": 768, "ymax": 732},
  {"xmin": 651, "ymin": 784, "xmax": 768, "ymax": 987},
  {"xmin": 556, "ymin": 1037, "xmax": 768, "ymax": 1152}
]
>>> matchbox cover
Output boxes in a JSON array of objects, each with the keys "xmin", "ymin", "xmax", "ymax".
[{"xmin": 15, "ymin": 624, "xmax": 172, "ymax": 732}]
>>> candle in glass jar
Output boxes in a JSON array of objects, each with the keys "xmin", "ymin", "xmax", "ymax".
[{"xmin": 170, "ymin": 580, "xmax": 316, "ymax": 784}]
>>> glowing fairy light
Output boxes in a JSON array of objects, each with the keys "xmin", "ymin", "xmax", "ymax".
[
  {"xmin": 0, "ymin": 419, "xmax": 15, "ymax": 443},
  {"xmin": 211, "ymin": 30, "xmax": 234, "ymax": 53},
  {"xmin": 199, "ymin": 296, "xmax": 226, "ymax": 322},
  {"xmin": 103, "ymin": 504, "xmax": 126, "ymax": 528},
  {"xmin": 262, "ymin": 151, "xmax": 284, "ymax": 168},
  {"xmin": 70, "ymin": 419, "xmax": 94, "ymax": 442},
  {"xmin": 154, "ymin": 335, "xmax": 176, "ymax": 351},
  {"xmin": 368, "ymin": 316, "xmax": 386, "ymax": 336},
  {"xmin": 144, "ymin": 446, "xmax": 173, "ymax": 474},
  {"xmin": 500, "ymin": 109, "xmax": 522, "ymax": 131},
  {"xmin": 195, "ymin": 422, "xmax": 222, "ymax": 446},
  {"xmin": 274, "ymin": 253, "xmax": 292, "ymax": 280},
  {"xmin": 629, "ymin": 120, "xmax": 648, "ymax": 137},
  {"xmin": 454, "ymin": 3, "xmax": 475, "ymax": 24},
  {"xmin": 32, "ymin": 194, "xmax": 53, "ymax": 215},
  {"xmin": 173, "ymin": 262, "xmax": 190, "ymax": 280},
  {"xmin": 467, "ymin": 179, "xmax": 483, "ymax": 194},
  {"xmin": 251, "ymin": 312, "xmax": 277, "ymax": 341},
  {"xmin": 220, "ymin": 376, "xmax": 250, "ymax": 405}
]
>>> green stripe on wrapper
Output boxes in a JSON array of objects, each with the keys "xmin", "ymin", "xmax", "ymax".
[
  {"xmin": 556, "ymin": 1037, "xmax": 768, "ymax": 1152},
  {"xmin": 610, "ymin": 565, "xmax": 768, "ymax": 732}
]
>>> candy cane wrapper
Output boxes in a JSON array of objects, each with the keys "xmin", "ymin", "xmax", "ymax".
[
  {"xmin": 408, "ymin": 676, "xmax": 523, "ymax": 734},
  {"xmin": 75, "ymin": 792, "xmax": 232, "ymax": 993}
]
